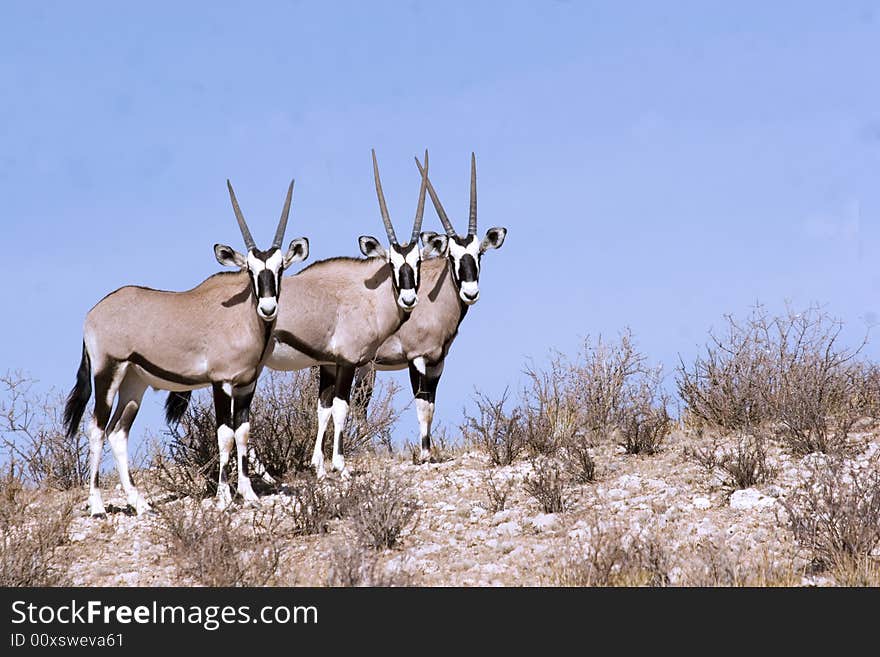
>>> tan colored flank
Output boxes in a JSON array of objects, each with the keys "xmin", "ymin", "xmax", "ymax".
[
  {"xmin": 85, "ymin": 271, "xmax": 267, "ymax": 387},
  {"xmin": 267, "ymin": 257, "xmax": 408, "ymax": 368},
  {"xmin": 371, "ymin": 256, "xmax": 462, "ymax": 367}
]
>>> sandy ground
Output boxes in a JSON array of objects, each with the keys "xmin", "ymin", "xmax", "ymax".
[{"xmin": 46, "ymin": 428, "xmax": 880, "ymax": 587}]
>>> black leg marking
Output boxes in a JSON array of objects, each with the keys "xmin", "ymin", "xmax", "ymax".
[
  {"xmin": 318, "ymin": 366, "xmax": 336, "ymax": 409},
  {"xmin": 334, "ymin": 365, "xmax": 356, "ymax": 402},
  {"xmin": 212, "ymin": 383, "xmax": 232, "ymax": 430},
  {"xmin": 92, "ymin": 365, "xmax": 117, "ymax": 431},
  {"xmin": 333, "ymin": 365, "xmax": 356, "ymax": 456},
  {"xmin": 408, "ymin": 361, "xmax": 443, "ymax": 453},
  {"xmin": 408, "ymin": 362, "xmax": 441, "ymax": 403},
  {"xmin": 232, "ymin": 387, "xmax": 256, "ymax": 479}
]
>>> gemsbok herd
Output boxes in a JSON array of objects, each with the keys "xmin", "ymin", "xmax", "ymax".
[{"xmin": 62, "ymin": 151, "xmax": 507, "ymax": 517}]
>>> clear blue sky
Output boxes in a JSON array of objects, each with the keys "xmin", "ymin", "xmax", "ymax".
[{"xmin": 2, "ymin": 1, "xmax": 879, "ymax": 452}]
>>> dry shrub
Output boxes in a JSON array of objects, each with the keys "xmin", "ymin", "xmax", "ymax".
[
  {"xmin": 524, "ymin": 458, "xmax": 566, "ymax": 513},
  {"xmin": 0, "ymin": 464, "xmax": 73, "ymax": 586},
  {"xmin": 520, "ymin": 358, "xmax": 577, "ymax": 457},
  {"xmin": 278, "ymin": 476, "xmax": 342, "ymax": 536},
  {"xmin": 324, "ymin": 539, "xmax": 416, "ymax": 587},
  {"xmin": 1, "ymin": 372, "xmax": 88, "ymax": 490},
  {"xmin": 686, "ymin": 433, "xmax": 775, "ymax": 490},
  {"xmin": 471, "ymin": 331, "xmax": 670, "ymax": 471},
  {"xmin": 678, "ymin": 305, "xmax": 874, "ymax": 454},
  {"xmin": 552, "ymin": 515, "xmax": 670, "ymax": 587},
  {"xmin": 482, "ymin": 470, "xmax": 516, "ymax": 513},
  {"xmin": 154, "ymin": 502, "xmax": 286, "ymax": 586},
  {"xmin": 678, "ymin": 540, "xmax": 801, "ymax": 587},
  {"xmin": 346, "ymin": 468, "xmax": 419, "ymax": 550},
  {"xmin": 617, "ymin": 371, "xmax": 671, "ymax": 455},
  {"xmin": 462, "ymin": 389, "xmax": 525, "ymax": 467},
  {"xmin": 720, "ymin": 434, "xmax": 775, "ymax": 489},
  {"xmin": 781, "ymin": 457, "xmax": 880, "ymax": 579},
  {"xmin": 565, "ymin": 441, "xmax": 596, "ymax": 484},
  {"xmin": 155, "ymin": 369, "xmax": 402, "ymax": 497},
  {"xmin": 154, "ymin": 392, "xmax": 219, "ymax": 499},
  {"xmin": 676, "ymin": 308, "xmax": 777, "ymax": 431},
  {"xmin": 248, "ymin": 369, "xmax": 319, "ymax": 478},
  {"xmin": 567, "ymin": 332, "xmax": 646, "ymax": 437},
  {"xmin": 528, "ymin": 332, "xmax": 671, "ymax": 465}
]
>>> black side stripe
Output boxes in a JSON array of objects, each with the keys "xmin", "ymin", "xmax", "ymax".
[
  {"xmin": 274, "ymin": 330, "xmax": 356, "ymax": 367},
  {"xmin": 129, "ymin": 353, "xmax": 205, "ymax": 386}
]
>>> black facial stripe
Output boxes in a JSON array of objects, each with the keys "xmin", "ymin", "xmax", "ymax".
[
  {"xmin": 458, "ymin": 254, "xmax": 478, "ymax": 283},
  {"xmin": 398, "ymin": 263, "xmax": 416, "ymax": 290},
  {"xmin": 257, "ymin": 269, "xmax": 277, "ymax": 298}
]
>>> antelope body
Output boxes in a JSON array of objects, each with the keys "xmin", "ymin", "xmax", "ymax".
[
  {"xmin": 63, "ymin": 180, "xmax": 308, "ymax": 515},
  {"xmin": 345, "ymin": 154, "xmax": 507, "ymax": 461},
  {"xmin": 169, "ymin": 151, "xmax": 447, "ymax": 478}
]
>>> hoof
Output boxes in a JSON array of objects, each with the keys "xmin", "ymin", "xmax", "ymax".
[
  {"xmin": 338, "ymin": 467, "xmax": 352, "ymax": 481},
  {"xmin": 331, "ymin": 454, "xmax": 346, "ymax": 472},
  {"xmin": 238, "ymin": 477, "xmax": 259, "ymax": 503},
  {"xmin": 88, "ymin": 494, "xmax": 107, "ymax": 518},
  {"xmin": 312, "ymin": 454, "xmax": 327, "ymax": 479},
  {"xmin": 91, "ymin": 512, "xmax": 107, "ymax": 520},
  {"xmin": 216, "ymin": 484, "xmax": 234, "ymax": 509},
  {"xmin": 419, "ymin": 448, "xmax": 432, "ymax": 464},
  {"xmin": 261, "ymin": 472, "xmax": 277, "ymax": 485},
  {"xmin": 130, "ymin": 495, "xmax": 152, "ymax": 516}
]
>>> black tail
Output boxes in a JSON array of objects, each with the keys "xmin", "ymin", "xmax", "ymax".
[
  {"xmin": 165, "ymin": 391, "xmax": 192, "ymax": 427},
  {"xmin": 63, "ymin": 341, "xmax": 92, "ymax": 439}
]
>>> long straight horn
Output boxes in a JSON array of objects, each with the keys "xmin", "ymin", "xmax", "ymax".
[
  {"xmin": 468, "ymin": 152, "xmax": 477, "ymax": 236},
  {"xmin": 372, "ymin": 149, "xmax": 397, "ymax": 246},
  {"xmin": 414, "ymin": 156, "xmax": 457, "ymax": 237},
  {"xmin": 227, "ymin": 179, "xmax": 256, "ymax": 251},
  {"xmin": 272, "ymin": 179, "xmax": 295, "ymax": 249},
  {"xmin": 410, "ymin": 150, "xmax": 429, "ymax": 244}
]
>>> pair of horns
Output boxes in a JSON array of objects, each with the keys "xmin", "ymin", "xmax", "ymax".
[
  {"xmin": 226, "ymin": 179, "xmax": 294, "ymax": 251},
  {"xmin": 372, "ymin": 149, "xmax": 429, "ymax": 247},
  {"xmin": 415, "ymin": 152, "xmax": 477, "ymax": 238}
]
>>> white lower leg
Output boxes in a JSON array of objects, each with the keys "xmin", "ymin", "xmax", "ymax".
[
  {"xmin": 234, "ymin": 422, "xmax": 258, "ymax": 502},
  {"xmin": 248, "ymin": 447, "xmax": 276, "ymax": 485},
  {"xmin": 311, "ymin": 403, "xmax": 332, "ymax": 477},
  {"xmin": 87, "ymin": 418, "xmax": 106, "ymax": 516},
  {"xmin": 107, "ymin": 426, "xmax": 150, "ymax": 514},
  {"xmin": 331, "ymin": 397, "xmax": 349, "ymax": 474},
  {"xmin": 416, "ymin": 398, "xmax": 435, "ymax": 463},
  {"xmin": 216, "ymin": 424, "xmax": 235, "ymax": 506}
]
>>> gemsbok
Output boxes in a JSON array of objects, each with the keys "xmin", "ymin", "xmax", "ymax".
[
  {"xmin": 167, "ymin": 151, "xmax": 448, "ymax": 478},
  {"xmin": 63, "ymin": 180, "xmax": 309, "ymax": 516},
  {"xmin": 343, "ymin": 153, "xmax": 507, "ymax": 461}
]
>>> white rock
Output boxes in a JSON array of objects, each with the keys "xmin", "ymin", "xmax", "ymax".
[
  {"xmin": 495, "ymin": 521, "xmax": 520, "ymax": 537},
  {"xmin": 729, "ymin": 488, "xmax": 776, "ymax": 510},
  {"xmin": 618, "ymin": 474, "xmax": 642, "ymax": 490},
  {"xmin": 530, "ymin": 513, "xmax": 559, "ymax": 532},
  {"xmin": 491, "ymin": 509, "xmax": 516, "ymax": 525},
  {"xmin": 692, "ymin": 497, "xmax": 711, "ymax": 510},
  {"xmin": 696, "ymin": 519, "xmax": 716, "ymax": 538}
]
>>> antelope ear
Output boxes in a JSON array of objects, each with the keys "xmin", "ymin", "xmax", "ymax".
[
  {"xmin": 420, "ymin": 231, "xmax": 449, "ymax": 258},
  {"xmin": 359, "ymin": 235, "xmax": 387, "ymax": 259},
  {"xmin": 480, "ymin": 227, "xmax": 507, "ymax": 253},
  {"xmin": 214, "ymin": 244, "xmax": 247, "ymax": 269},
  {"xmin": 283, "ymin": 237, "xmax": 309, "ymax": 267}
]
